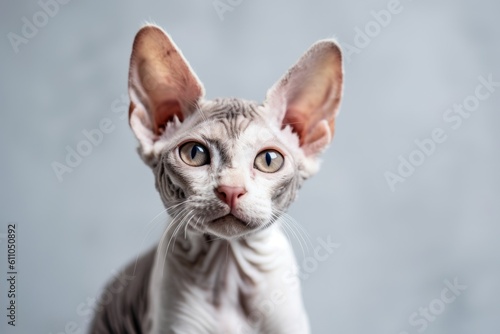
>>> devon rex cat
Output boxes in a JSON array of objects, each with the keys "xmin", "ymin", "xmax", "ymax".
[{"xmin": 90, "ymin": 24, "xmax": 343, "ymax": 334}]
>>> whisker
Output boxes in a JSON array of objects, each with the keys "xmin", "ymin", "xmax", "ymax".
[
  {"xmin": 285, "ymin": 218, "xmax": 312, "ymax": 255},
  {"xmin": 160, "ymin": 211, "xmax": 192, "ymax": 277},
  {"xmin": 163, "ymin": 199, "xmax": 196, "ymax": 215},
  {"xmin": 282, "ymin": 218, "xmax": 306, "ymax": 259},
  {"xmin": 147, "ymin": 199, "xmax": 195, "ymax": 230},
  {"xmin": 145, "ymin": 207, "xmax": 168, "ymax": 227},
  {"xmin": 131, "ymin": 209, "xmax": 169, "ymax": 274},
  {"xmin": 271, "ymin": 212, "xmax": 292, "ymax": 246},
  {"xmin": 166, "ymin": 210, "xmax": 191, "ymax": 255},
  {"xmin": 273, "ymin": 209, "xmax": 311, "ymax": 259},
  {"xmin": 274, "ymin": 209, "xmax": 313, "ymax": 248},
  {"xmin": 182, "ymin": 212, "xmax": 196, "ymax": 239},
  {"xmin": 157, "ymin": 208, "xmax": 189, "ymax": 275},
  {"xmin": 157, "ymin": 207, "xmax": 187, "ymax": 253},
  {"xmin": 193, "ymin": 216, "xmax": 201, "ymax": 230},
  {"xmin": 280, "ymin": 211, "xmax": 314, "ymax": 249}
]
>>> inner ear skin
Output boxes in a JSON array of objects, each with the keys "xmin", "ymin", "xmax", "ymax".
[
  {"xmin": 154, "ymin": 100, "xmax": 183, "ymax": 134},
  {"xmin": 282, "ymin": 109, "xmax": 306, "ymax": 146},
  {"xmin": 128, "ymin": 26, "xmax": 205, "ymax": 143}
]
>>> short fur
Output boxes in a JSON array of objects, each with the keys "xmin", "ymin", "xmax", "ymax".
[{"xmin": 90, "ymin": 24, "xmax": 343, "ymax": 334}]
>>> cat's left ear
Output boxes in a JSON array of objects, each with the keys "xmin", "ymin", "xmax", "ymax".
[{"xmin": 265, "ymin": 39, "xmax": 343, "ymax": 159}]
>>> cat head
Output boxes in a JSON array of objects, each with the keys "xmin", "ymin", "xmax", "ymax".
[{"xmin": 128, "ymin": 25, "xmax": 343, "ymax": 239}]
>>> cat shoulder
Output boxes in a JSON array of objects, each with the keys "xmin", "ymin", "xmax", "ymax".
[{"xmin": 89, "ymin": 247, "xmax": 156, "ymax": 334}]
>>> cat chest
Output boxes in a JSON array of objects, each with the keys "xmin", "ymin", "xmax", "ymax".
[{"xmin": 163, "ymin": 243, "xmax": 273, "ymax": 332}]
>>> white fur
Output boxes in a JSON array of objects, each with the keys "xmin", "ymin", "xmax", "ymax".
[
  {"xmin": 123, "ymin": 25, "xmax": 343, "ymax": 334},
  {"xmin": 148, "ymin": 223, "xmax": 309, "ymax": 334}
]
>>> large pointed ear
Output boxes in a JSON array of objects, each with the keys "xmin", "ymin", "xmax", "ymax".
[
  {"xmin": 265, "ymin": 40, "xmax": 343, "ymax": 159},
  {"xmin": 128, "ymin": 25, "xmax": 204, "ymax": 161}
]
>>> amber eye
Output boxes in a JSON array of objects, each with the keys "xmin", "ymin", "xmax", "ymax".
[
  {"xmin": 179, "ymin": 142, "xmax": 210, "ymax": 167},
  {"xmin": 254, "ymin": 149, "xmax": 284, "ymax": 173}
]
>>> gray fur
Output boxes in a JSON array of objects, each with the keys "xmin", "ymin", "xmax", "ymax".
[{"xmin": 90, "ymin": 24, "xmax": 343, "ymax": 334}]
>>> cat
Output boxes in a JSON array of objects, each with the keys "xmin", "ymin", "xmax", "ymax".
[{"xmin": 90, "ymin": 24, "xmax": 343, "ymax": 334}]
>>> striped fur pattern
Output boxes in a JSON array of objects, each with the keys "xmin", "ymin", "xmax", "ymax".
[
  {"xmin": 152, "ymin": 98, "xmax": 304, "ymax": 239},
  {"xmin": 90, "ymin": 24, "xmax": 343, "ymax": 334}
]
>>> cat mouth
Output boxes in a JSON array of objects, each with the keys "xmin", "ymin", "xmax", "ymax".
[
  {"xmin": 211, "ymin": 213, "xmax": 248, "ymax": 226},
  {"xmin": 207, "ymin": 213, "xmax": 258, "ymax": 238}
]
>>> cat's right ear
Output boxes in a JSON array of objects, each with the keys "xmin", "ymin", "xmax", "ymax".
[{"xmin": 128, "ymin": 25, "xmax": 204, "ymax": 162}]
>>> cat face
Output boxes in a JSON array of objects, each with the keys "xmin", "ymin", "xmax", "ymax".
[
  {"xmin": 127, "ymin": 25, "xmax": 343, "ymax": 239},
  {"xmin": 152, "ymin": 99, "xmax": 303, "ymax": 238}
]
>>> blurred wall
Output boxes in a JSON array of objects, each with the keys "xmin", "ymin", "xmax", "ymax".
[{"xmin": 0, "ymin": 0, "xmax": 499, "ymax": 333}]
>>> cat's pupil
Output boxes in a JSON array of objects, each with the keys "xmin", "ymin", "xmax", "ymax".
[
  {"xmin": 266, "ymin": 152, "xmax": 276, "ymax": 166},
  {"xmin": 191, "ymin": 145, "xmax": 203, "ymax": 159}
]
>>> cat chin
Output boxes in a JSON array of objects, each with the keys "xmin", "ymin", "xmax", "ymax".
[{"xmin": 198, "ymin": 214, "xmax": 264, "ymax": 239}]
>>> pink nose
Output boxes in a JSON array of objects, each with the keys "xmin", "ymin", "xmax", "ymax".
[{"xmin": 216, "ymin": 186, "xmax": 247, "ymax": 209}]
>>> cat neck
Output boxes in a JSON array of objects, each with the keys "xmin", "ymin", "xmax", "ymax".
[{"xmin": 154, "ymin": 221, "xmax": 293, "ymax": 285}]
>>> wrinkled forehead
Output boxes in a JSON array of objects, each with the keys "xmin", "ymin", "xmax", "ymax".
[
  {"xmin": 204, "ymin": 98, "xmax": 261, "ymax": 122},
  {"xmin": 194, "ymin": 98, "xmax": 278, "ymax": 145}
]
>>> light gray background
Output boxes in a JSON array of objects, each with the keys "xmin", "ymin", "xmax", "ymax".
[{"xmin": 1, "ymin": 0, "xmax": 499, "ymax": 333}]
